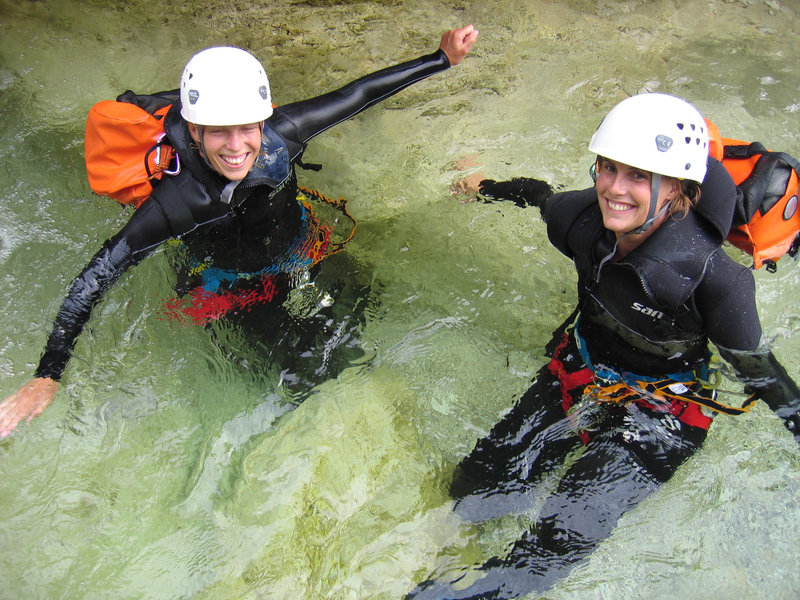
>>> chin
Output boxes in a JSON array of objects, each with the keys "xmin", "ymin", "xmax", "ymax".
[{"xmin": 216, "ymin": 165, "xmax": 249, "ymax": 180}]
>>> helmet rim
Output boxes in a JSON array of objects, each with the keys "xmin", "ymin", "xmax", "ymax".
[{"xmin": 588, "ymin": 93, "xmax": 709, "ymax": 183}]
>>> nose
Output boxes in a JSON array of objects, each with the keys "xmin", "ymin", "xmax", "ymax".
[
  {"xmin": 226, "ymin": 130, "xmax": 244, "ymax": 150},
  {"xmin": 607, "ymin": 171, "xmax": 628, "ymax": 195}
]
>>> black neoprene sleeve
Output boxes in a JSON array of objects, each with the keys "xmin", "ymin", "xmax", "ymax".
[
  {"xmin": 34, "ymin": 198, "xmax": 177, "ymax": 380},
  {"xmin": 34, "ymin": 49, "xmax": 452, "ymax": 381},
  {"xmin": 271, "ymin": 50, "xmax": 450, "ymax": 145},
  {"xmin": 34, "ymin": 236, "xmax": 137, "ymax": 380}
]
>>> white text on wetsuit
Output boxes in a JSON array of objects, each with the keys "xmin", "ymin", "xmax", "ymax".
[{"xmin": 631, "ymin": 302, "xmax": 664, "ymax": 320}]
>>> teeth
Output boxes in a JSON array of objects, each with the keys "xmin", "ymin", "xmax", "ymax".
[
  {"xmin": 607, "ymin": 200, "xmax": 633, "ymax": 212},
  {"xmin": 222, "ymin": 155, "xmax": 246, "ymax": 166}
]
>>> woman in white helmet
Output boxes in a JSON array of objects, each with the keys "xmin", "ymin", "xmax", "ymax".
[
  {"xmin": 409, "ymin": 93, "xmax": 800, "ymax": 600},
  {"xmin": 0, "ymin": 25, "xmax": 479, "ymax": 438}
]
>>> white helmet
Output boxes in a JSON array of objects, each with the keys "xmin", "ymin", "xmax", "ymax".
[
  {"xmin": 588, "ymin": 93, "xmax": 708, "ymax": 184},
  {"xmin": 180, "ymin": 46, "xmax": 273, "ymax": 126}
]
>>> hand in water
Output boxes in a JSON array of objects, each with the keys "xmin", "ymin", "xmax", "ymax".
[{"xmin": 0, "ymin": 377, "xmax": 59, "ymax": 438}]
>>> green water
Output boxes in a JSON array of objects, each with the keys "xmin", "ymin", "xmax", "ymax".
[{"xmin": 1, "ymin": 0, "xmax": 800, "ymax": 598}]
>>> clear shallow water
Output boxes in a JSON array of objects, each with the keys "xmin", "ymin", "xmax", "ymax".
[{"xmin": 1, "ymin": 0, "xmax": 800, "ymax": 598}]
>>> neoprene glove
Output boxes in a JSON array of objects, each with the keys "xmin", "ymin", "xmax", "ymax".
[
  {"xmin": 718, "ymin": 346, "xmax": 800, "ymax": 445},
  {"xmin": 479, "ymin": 177, "xmax": 553, "ymax": 210}
]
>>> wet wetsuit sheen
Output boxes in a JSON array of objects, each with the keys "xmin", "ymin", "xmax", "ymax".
[
  {"xmin": 544, "ymin": 157, "xmax": 761, "ymax": 376},
  {"xmin": 542, "ymin": 158, "xmax": 800, "ymax": 415},
  {"xmin": 35, "ymin": 50, "xmax": 452, "ymax": 381},
  {"xmin": 408, "ymin": 159, "xmax": 800, "ymax": 600}
]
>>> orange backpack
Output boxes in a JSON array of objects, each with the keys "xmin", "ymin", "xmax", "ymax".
[
  {"xmin": 84, "ymin": 91, "xmax": 179, "ymax": 208},
  {"xmin": 707, "ymin": 120, "xmax": 800, "ymax": 271}
]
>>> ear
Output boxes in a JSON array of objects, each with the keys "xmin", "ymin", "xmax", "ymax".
[
  {"xmin": 188, "ymin": 122, "xmax": 202, "ymax": 144},
  {"xmin": 665, "ymin": 177, "xmax": 681, "ymax": 200}
]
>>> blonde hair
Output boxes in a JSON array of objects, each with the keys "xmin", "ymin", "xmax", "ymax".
[{"xmin": 669, "ymin": 180, "xmax": 701, "ymax": 219}]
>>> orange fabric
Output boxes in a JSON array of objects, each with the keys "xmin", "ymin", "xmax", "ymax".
[
  {"xmin": 706, "ymin": 119, "xmax": 800, "ymax": 269},
  {"xmin": 706, "ymin": 118, "xmax": 724, "ymax": 162},
  {"xmin": 726, "ymin": 159, "xmax": 800, "ymax": 269},
  {"xmin": 84, "ymin": 101, "xmax": 174, "ymax": 207}
]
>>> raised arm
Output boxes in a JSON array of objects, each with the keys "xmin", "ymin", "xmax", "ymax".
[
  {"xmin": 438, "ymin": 24, "xmax": 479, "ymax": 66},
  {"xmin": 269, "ymin": 25, "xmax": 478, "ymax": 146}
]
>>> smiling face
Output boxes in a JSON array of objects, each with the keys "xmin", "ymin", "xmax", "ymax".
[
  {"xmin": 594, "ymin": 157, "xmax": 680, "ymax": 239},
  {"xmin": 188, "ymin": 122, "xmax": 262, "ymax": 181}
]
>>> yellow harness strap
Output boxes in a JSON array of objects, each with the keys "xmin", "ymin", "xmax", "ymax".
[{"xmin": 584, "ymin": 378, "xmax": 757, "ymax": 416}]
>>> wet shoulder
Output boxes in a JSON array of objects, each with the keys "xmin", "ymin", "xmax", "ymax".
[{"xmin": 545, "ymin": 187, "xmax": 600, "ymax": 257}]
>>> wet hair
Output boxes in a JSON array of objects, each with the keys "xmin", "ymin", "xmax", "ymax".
[{"xmin": 669, "ymin": 180, "xmax": 702, "ymax": 219}]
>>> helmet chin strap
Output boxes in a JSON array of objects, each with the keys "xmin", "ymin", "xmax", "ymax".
[
  {"xmin": 591, "ymin": 157, "xmax": 671, "ymax": 238},
  {"xmin": 628, "ymin": 172, "xmax": 666, "ymax": 235},
  {"xmin": 595, "ymin": 172, "xmax": 669, "ymax": 281},
  {"xmin": 194, "ymin": 122, "xmax": 266, "ymax": 178}
]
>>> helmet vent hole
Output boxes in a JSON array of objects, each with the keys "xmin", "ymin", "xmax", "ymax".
[{"xmin": 677, "ymin": 123, "xmax": 685, "ymax": 130}]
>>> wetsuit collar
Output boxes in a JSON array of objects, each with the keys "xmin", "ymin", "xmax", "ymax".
[
  {"xmin": 198, "ymin": 122, "xmax": 291, "ymax": 204},
  {"xmin": 244, "ymin": 122, "xmax": 291, "ymax": 189}
]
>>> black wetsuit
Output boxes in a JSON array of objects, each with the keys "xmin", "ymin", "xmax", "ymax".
[
  {"xmin": 409, "ymin": 159, "xmax": 800, "ymax": 600},
  {"xmin": 35, "ymin": 49, "xmax": 452, "ymax": 382},
  {"xmin": 549, "ymin": 158, "xmax": 762, "ymax": 375}
]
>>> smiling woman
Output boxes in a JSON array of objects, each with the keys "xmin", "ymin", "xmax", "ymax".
[
  {"xmin": 0, "ymin": 25, "xmax": 478, "ymax": 438},
  {"xmin": 589, "ymin": 93, "xmax": 708, "ymax": 255},
  {"xmin": 1, "ymin": 1, "xmax": 799, "ymax": 599},
  {"xmin": 407, "ymin": 92, "xmax": 800, "ymax": 600},
  {"xmin": 182, "ymin": 46, "xmax": 271, "ymax": 180},
  {"xmin": 188, "ymin": 123, "xmax": 265, "ymax": 179},
  {"xmin": 594, "ymin": 157, "xmax": 682, "ymax": 243}
]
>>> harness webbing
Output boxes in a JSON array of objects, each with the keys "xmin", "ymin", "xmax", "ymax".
[
  {"xmin": 298, "ymin": 186, "xmax": 358, "ymax": 259},
  {"xmin": 571, "ymin": 318, "xmax": 755, "ymax": 417},
  {"xmin": 584, "ymin": 378, "xmax": 758, "ymax": 416}
]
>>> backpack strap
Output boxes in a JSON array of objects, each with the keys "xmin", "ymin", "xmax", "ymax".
[
  {"xmin": 725, "ymin": 144, "xmax": 800, "ymax": 224},
  {"xmin": 116, "ymin": 89, "xmax": 179, "ymax": 114},
  {"xmin": 724, "ymin": 141, "xmax": 800, "ymax": 172}
]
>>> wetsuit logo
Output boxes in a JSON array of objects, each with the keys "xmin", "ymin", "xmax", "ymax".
[{"xmin": 631, "ymin": 301, "xmax": 664, "ymax": 319}]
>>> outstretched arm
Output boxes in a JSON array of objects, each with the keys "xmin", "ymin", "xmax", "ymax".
[
  {"xmin": 479, "ymin": 177, "xmax": 554, "ymax": 210},
  {"xmin": 0, "ymin": 207, "xmax": 165, "ymax": 438},
  {"xmin": 270, "ymin": 25, "xmax": 479, "ymax": 146},
  {"xmin": 0, "ymin": 239, "xmax": 130, "ymax": 438}
]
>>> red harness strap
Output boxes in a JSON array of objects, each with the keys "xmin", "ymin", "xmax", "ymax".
[
  {"xmin": 547, "ymin": 333, "xmax": 594, "ymax": 413},
  {"xmin": 547, "ymin": 333, "xmax": 595, "ymax": 443},
  {"xmin": 636, "ymin": 395, "xmax": 713, "ymax": 430},
  {"xmin": 547, "ymin": 332, "xmax": 715, "ymax": 439}
]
